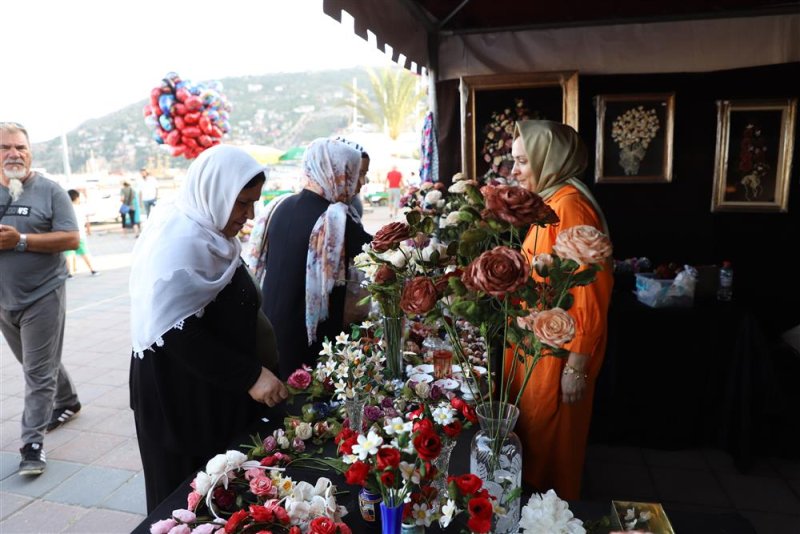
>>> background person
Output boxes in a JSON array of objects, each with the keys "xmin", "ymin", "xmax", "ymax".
[
  {"xmin": 260, "ymin": 138, "xmax": 371, "ymax": 379},
  {"xmin": 65, "ymin": 189, "xmax": 98, "ymax": 276},
  {"xmin": 119, "ymin": 180, "xmax": 141, "ymax": 236},
  {"xmin": 0, "ymin": 122, "xmax": 82, "ymax": 477},
  {"xmin": 129, "ymin": 145, "xmax": 288, "ymax": 512},
  {"xmin": 333, "ymin": 136, "xmax": 370, "ymax": 219},
  {"xmin": 139, "ymin": 168, "xmax": 158, "ymax": 219},
  {"xmin": 507, "ymin": 120, "xmax": 614, "ymax": 500},
  {"xmin": 386, "ymin": 164, "xmax": 403, "ymax": 218}
]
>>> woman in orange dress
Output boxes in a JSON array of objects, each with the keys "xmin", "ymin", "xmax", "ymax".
[{"xmin": 507, "ymin": 120, "xmax": 614, "ymax": 500}]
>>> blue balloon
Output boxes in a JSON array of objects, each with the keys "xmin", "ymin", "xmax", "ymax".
[
  {"xmin": 152, "ymin": 131, "xmax": 164, "ymax": 144},
  {"xmin": 158, "ymin": 94, "xmax": 175, "ymax": 114},
  {"xmin": 159, "ymin": 115, "xmax": 173, "ymax": 131}
]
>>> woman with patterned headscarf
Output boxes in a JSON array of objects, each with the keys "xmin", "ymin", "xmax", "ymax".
[
  {"xmin": 508, "ymin": 120, "xmax": 614, "ymax": 500},
  {"xmin": 261, "ymin": 138, "xmax": 372, "ymax": 379}
]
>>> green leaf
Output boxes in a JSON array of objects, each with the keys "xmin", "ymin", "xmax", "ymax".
[
  {"xmin": 406, "ymin": 210, "xmax": 421, "ymax": 226},
  {"xmin": 421, "ymin": 216, "xmax": 436, "ymax": 235}
]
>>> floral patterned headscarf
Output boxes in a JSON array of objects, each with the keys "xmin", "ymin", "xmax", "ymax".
[
  {"xmin": 302, "ymin": 138, "xmax": 362, "ymax": 344},
  {"xmin": 515, "ymin": 120, "xmax": 609, "ymax": 235}
]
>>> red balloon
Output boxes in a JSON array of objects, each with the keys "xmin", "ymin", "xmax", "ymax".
[
  {"xmin": 197, "ymin": 135, "xmax": 212, "ymax": 147},
  {"xmin": 184, "ymin": 112, "xmax": 201, "ymax": 125},
  {"xmin": 198, "ymin": 116, "xmax": 213, "ymax": 135},
  {"xmin": 173, "ymin": 103, "xmax": 187, "ymax": 116},
  {"xmin": 182, "ymin": 136, "xmax": 200, "ymax": 150},
  {"xmin": 143, "ymin": 105, "xmax": 153, "ymax": 117},
  {"xmin": 150, "ymin": 88, "xmax": 161, "ymax": 108},
  {"xmin": 172, "ymin": 145, "xmax": 187, "ymax": 157},
  {"xmin": 210, "ymin": 126, "xmax": 224, "ymax": 138},
  {"xmin": 174, "ymin": 116, "xmax": 186, "ymax": 131},
  {"xmin": 175, "ymin": 88, "xmax": 191, "ymax": 103},
  {"xmin": 184, "ymin": 96, "xmax": 203, "ymax": 111},
  {"xmin": 165, "ymin": 130, "xmax": 181, "ymax": 146}
]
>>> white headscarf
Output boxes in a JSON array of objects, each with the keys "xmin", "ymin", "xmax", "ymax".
[
  {"xmin": 302, "ymin": 138, "xmax": 362, "ymax": 344},
  {"xmin": 129, "ymin": 145, "xmax": 266, "ymax": 356}
]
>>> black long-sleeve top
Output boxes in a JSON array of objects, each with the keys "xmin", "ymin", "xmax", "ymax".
[{"xmin": 130, "ymin": 263, "xmax": 266, "ymax": 455}]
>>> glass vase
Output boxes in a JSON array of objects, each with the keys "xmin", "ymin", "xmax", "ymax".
[
  {"xmin": 469, "ymin": 402, "xmax": 522, "ymax": 534},
  {"xmin": 401, "ymin": 524, "xmax": 424, "ymax": 534},
  {"xmin": 432, "ymin": 436, "xmax": 457, "ymax": 500},
  {"xmin": 344, "ymin": 396, "xmax": 367, "ymax": 434},
  {"xmin": 383, "ymin": 315, "xmax": 404, "ymax": 379},
  {"xmin": 379, "ymin": 500, "xmax": 404, "ymax": 534}
]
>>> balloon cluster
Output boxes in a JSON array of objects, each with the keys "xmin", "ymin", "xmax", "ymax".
[{"xmin": 143, "ymin": 72, "xmax": 232, "ymax": 160}]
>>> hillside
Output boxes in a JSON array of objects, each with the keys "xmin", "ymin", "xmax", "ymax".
[{"xmin": 32, "ymin": 68, "xmax": 377, "ymax": 174}]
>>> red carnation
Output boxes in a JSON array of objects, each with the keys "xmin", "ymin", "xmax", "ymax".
[{"xmin": 224, "ymin": 509, "xmax": 249, "ymax": 533}]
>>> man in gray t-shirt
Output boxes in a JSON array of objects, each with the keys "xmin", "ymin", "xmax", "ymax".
[{"xmin": 0, "ymin": 122, "xmax": 82, "ymax": 476}]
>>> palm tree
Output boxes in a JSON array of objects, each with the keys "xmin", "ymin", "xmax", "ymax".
[{"xmin": 346, "ymin": 67, "xmax": 426, "ymax": 140}]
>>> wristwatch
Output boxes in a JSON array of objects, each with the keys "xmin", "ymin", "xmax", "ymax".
[{"xmin": 15, "ymin": 234, "xmax": 28, "ymax": 252}]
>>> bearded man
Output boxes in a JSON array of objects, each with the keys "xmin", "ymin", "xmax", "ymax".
[{"xmin": 0, "ymin": 122, "xmax": 82, "ymax": 476}]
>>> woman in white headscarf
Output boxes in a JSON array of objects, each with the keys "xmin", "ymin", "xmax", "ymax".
[
  {"xmin": 129, "ymin": 145, "xmax": 288, "ymax": 512},
  {"xmin": 260, "ymin": 138, "xmax": 371, "ymax": 379}
]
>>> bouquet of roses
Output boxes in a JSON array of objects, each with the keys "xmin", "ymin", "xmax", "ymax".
[{"xmin": 438, "ymin": 473, "xmax": 497, "ymax": 533}]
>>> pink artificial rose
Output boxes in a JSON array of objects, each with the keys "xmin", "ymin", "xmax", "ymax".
[
  {"xmin": 552, "ymin": 225, "xmax": 613, "ymax": 265},
  {"xmin": 150, "ymin": 519, "xmax": 178, "ymax": 534},
  {"xmin": 462, "ymin": 246, "xmax": 529, "ymax": 299},
  {"xmin": 172, "ymin": 509, "xmax": 197, "ymax": 523},
  {"xmin": 190, "ymin": 525, "xmax": 217, "ymax": 534},
  {"xmin": 187, "ymin": 491, "xmax": 202, "ymax": 511},
  {"xmin": 168, "ymin": 525, "xmax": 191, "ymax": 534},
  {"xmin": 532, "ymin": 253, "xmax": 554, "ymax": 277},
  {"xmin": 249, "ymin": 473, "xmax": 276, "ymax": 497},
  {"xmin": 531, "ymin": 308, "xmax": 575, "ymax": 347},
  {"xmin": 287, "ymin": 369, "xmax": 312, "ymax": 390}
]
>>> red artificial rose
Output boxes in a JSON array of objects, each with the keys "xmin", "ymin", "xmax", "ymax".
[
  {"xmin": 371, "ymin": 222, "xmax": 411, "ymax": 252},
  {"xmin": 340, "ymin": 436, "xmax": 358, "ymax": 455},
  {"xmin": 260, "ymin": 455, "xmax": 279, "ymax": 467},
  {"xmin": 468, "ymin": 496, "xmax": 494, "ymax": 520},
  {"xmin": 380, "ymin": 471, "xmax": 396, "ymax": 488},
  {"xmin": 374, "ymin": 264, "xmax": 396, "ymax": 284},
  {"xmin": 443, "ymin": 419, "xmax": 462, "ymax": 438},
  {"xmin": 289, "ymin": 527, "xmax": 302, "ymax": 534},
  {"xmin": 335, "ymin": 427, "xmax": 356, "ymax": 445},
  {"xmin": 481, "ymin": 184, "xmax": 558, "ymax": 227},
  {"xmin": 412, "ymin": 417, "xmax": 434, "ymax": 434},
  {"xmin": 336, "ymin": 523, "xmax": 352, "ymax": 534},
  {"xmin": 413, "ymin": 429, "xmax": 442, "ymax": 460},
  {"xmin": 308, "ymin": 517, "xmax": 338, "ymax": 534},
  {"xmin": 248, "ymin": 504, "xmax": 274, "ymax": 523},
  {"xmin": 344, "ymin": 460, "xmax": 370, "ymax": 486},
  {"xmin": 400, "ymin": 276, "xmax": 438, "ymax": 315},
  {"xmin": 376, "ymin": 447, "xmax": 401, "ymax": 470},
  {"xmin": 462, "ymin": 403, "xmax": 478, "ymax": 424},
  {"xmin": 462, "ymin": 246, "xmax": 529, "ymax": 299},
  {"xmin": 434, "ymin": 269, "xmax": 462, "ymax": 295},
  {"xmin": 467, "ymin": 516, "xmax": 492, "ymax": 534},
  {"xmin": 454, "ymin": 473, "xmax": 483, "ymax": 496},
  {"xmin": 287, "ymin": 368, "xmax": 312, "ymax": 390},
  {"xmin": 224, "ymin": 509, "xmax": 249, "ymax": 533},
  {"xmin": 265, "ymin": 501, "xmax": 290, "ymax": 524},
  {"xmin": 450, "ymin": 397, "xmax": 466, "ymax": 411},
  {"xmin": 213, "ymin": 486, "xmax": 236, "ymax": 510}
]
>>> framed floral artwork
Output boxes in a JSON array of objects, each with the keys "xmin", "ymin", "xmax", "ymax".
[
  {"xmin": 594, "ymin": 93, "xmax": 675, "ymax": 184},
  {"xmin": 460, "ymin": 71, "xmax": 579, "ymax": 183},
  {"xmin": 711, "ymin": 98, "xmax": 797, "ymax": 213}
]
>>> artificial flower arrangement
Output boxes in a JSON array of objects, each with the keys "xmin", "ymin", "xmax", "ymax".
[
  {"xmin": 398, "ymin": 181, "xmax": 448, "ymax": 219},
  {"xmin": 313, "ymin": 325, "xmax": 386, "ymax": 403},
  {"xmin": 611, "ymin": 105, "xmax": 660, "ymax": 152},
  {"xmin": 519, "ymin": 490, "xmax": 586, "ymax": 534},
  {"xmin": 437, "ymin": 473, "xmax": 497, "ymax": 533},
  {"xmin": 478, "ymin": 98, "xmax": 533, "ymax": 184},
  {"xmin": 148, "ymin": 450, "xmax": 350, "ymax": 534}
]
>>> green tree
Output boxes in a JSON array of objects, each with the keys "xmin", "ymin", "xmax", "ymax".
[{"xmin": 346, "ymin": 67, "xmax": 426, "ymax": 140}]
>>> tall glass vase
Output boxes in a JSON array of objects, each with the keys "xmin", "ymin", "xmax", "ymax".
[
  {"xmin": 382, "ymin": 315, "xmax": 404, "ymax": 379},
  {"xmin": 344, "ymin": 396, "xmax": 367, "ymax": 434},
  {"xmin": 470, "ymin": 402, "xmax": 522, "ymax": 534},
  {"xmin": 432, "ymin": 436, "xmax": 457, "ymax": 500}
]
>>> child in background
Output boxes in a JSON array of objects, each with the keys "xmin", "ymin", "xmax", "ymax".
[{"xmin": 66, "ymin": 190, "xmax": 98, "ymax": 277}]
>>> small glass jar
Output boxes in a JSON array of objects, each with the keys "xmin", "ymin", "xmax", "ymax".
[{"xmin": 433, "ymin": 349, "xmax": 453, "ymax": 379}]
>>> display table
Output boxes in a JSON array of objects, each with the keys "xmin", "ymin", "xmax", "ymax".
[
  {"xmin": 591, "ymin": 289, "xmax": 785, "ymax": 470},
  {"xmin": 132, "ymin": 411, "xmax": 756, "ymax": 534}
]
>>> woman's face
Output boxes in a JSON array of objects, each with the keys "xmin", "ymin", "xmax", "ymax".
[
  {"xmin": 356, "ymin": 156, "xmax": 370, "ymax": 194},
  {"xmin": 511, "ymin": 136, "xmax": 537, "ymax": 191},
  {"xmin": 222, "ymin": 180, "xmax": 264, "ymax": 238}
]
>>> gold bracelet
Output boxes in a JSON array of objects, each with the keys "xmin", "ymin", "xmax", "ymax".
[{"xmin": 563, "ymin": 363, "xmax": 588, "ymax": 381}]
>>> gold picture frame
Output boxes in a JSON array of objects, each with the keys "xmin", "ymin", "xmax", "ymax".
[
  {"xmin": 460, "ymin": 71, "xmax": 579, "ymax": 182},
  {"xmin": 594, "ymin": 93, "xmax": 675, "ymax": 184},
  {"xmin": 711, "ymin": 98, "xmax": 796, "ymax": 213}
]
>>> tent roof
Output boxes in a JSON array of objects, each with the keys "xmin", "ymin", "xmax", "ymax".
[{"xmin": 323, "ymin": 0, "xmax": 800, "ymax": 75}]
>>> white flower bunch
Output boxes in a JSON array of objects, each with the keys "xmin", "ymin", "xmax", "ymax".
[
  {"xmin": 519, "ymin": 489, "xmax": 586, "ymax": 534},
  {"xmin": 316, "ymin": 328, "xmax": 384, "ymax": 401},
  {"xmin": 611, "ymin": 105, "xmax": 660, "ymax": 150},
  {"xmin": 282, "ymin": 477, "xmax": 348, "ymax": 528}
]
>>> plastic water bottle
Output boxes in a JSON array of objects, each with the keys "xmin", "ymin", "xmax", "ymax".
[{"xmin": 717, "ymin": 261, "xmax": 733, "ymax": 301}]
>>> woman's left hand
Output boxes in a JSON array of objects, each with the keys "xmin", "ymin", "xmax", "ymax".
[{"xmin": 561, "ymin": 352, "xmax": 589, "ymax": 404}]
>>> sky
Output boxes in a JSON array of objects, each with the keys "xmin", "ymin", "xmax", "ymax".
[{"xmin": 0, "ymin": 0, "xmax": 395, "ymax": 143}]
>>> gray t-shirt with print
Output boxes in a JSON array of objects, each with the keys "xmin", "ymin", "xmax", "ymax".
[{"xmin": 0, "ymin": 173, "xmax": 79, "ymax": 311}]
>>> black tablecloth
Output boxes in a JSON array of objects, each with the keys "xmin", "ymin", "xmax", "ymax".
[
  {"xmin": 590, "ymin": 289, "xmax": 794, "ymax": 470},
  {"xmin": 133, "ymin": 405, "xmax": 756, "ymax": 534}
]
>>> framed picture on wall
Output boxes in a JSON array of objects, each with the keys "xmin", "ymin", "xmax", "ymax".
[
  {"xmin": 711, "ymin": 98, "xmax": 797, "ymax": 213},
  {"xmin": 460, "ymin": 71, "xmax": 578, "ymax": 183},
  {"xmin": 594, "ymin": 93, "xmax": 675, "ymax": 184}
]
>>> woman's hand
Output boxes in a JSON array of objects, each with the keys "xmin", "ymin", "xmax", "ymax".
[
  {"xmin": 248, "ymin": 367, "xmax": 289, "ymax": 407},
  {"xmin": 561, "ymin": 353, "xmax": 589, "ymax": 404}
]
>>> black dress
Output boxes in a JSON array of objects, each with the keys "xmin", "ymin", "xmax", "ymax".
[
  {"xmin": 130, "ymin": 263, "xmax": 266, "ymax": 512},
  {"xmin": 261, "ymin": 189, "xmax": 371, "ymax": 380}
]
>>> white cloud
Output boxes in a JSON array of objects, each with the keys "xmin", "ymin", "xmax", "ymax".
[{"xmin": 0, "ymin": 0, "xmax": 393, "ymax": 142}]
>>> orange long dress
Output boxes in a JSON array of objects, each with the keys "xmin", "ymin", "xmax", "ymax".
[{"xmin": 506, "ymin": 184, "xmax": 614, "ymax": 500}]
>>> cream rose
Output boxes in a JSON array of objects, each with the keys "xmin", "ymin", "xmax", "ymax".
[
  {"xmin": 295, "ymin": 422, "xmax": 313, "ymax": 440},
  {"xmin": 552, "ymin": 225, "xmax": 613, "ymax": 265},
  {"xmin": 531, "ymin": 308, "xmax": 575, "ymax": 347}
]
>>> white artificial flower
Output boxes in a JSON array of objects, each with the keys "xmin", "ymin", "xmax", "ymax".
[
  {"xmin": 225, "ymin": 450, "xmax": 248, "ymax": 471},
  {"xmin": 285, "ymin": 499, "xmax": 311, "ymax": 522},
  {"xmin": 205, "ymin": 454, "xmax": 228, "ymax": 477},
  {"xmin": 639, "ymin": 510, "xmax": 653, "ymax": 522},
  {"xmin": 382, "ymin": 249, "xmax": 407, "ymax": 268},
  {"xmin": 308, "ymin": 494, "xmax": 329, "ymax": 517},
  {"xmin": 384, "ymin": 417, "xmax": 412, "ymax": 436},
  {"xmin": 448, "ymin": 180, "xmax": 468, "ymax": 193},
  {"xmin": 421, "ymin": 239, "xmax": 448, "ymax": 262},
  {"xmin": 624, "ymin": 508, "xmax": 636, "ymax": 521},
  {"xmin": 193, "ymin": 471, "xmax": 213, "ymax": 496},
  {"xmin": 335, "ymin": 332, "xmax": 350, "ymax": 345},
  {"xmin": 291, "ymin": 480, "xmax": 315, "ymax": 501},
  {"xmin": 420, "ymin": 182, "xmax": 434, "ymax": 191},
  {"xmin": 424, "ymin": 190, "xmax": 442, "ymax": 205},
  {"xmin": 414, "ymin": 381, "xmax": 431, "ymax": 398},
  {"xmin": 360, "ymin": 320, "xmax": 374, "ymax": 330},
  {"xmin": 431, "ymin": 405, "xmax": 456, "ymax": 426},
  {"xmin": 278, "ymin": 435, "xmax": 291, "ymax": 449},
  {"xmin": 398, "ymin": 461, "xmax": 421, "ymax": 484},
  {"xmin": 295, "ymin": 422, "xmax": 313, "ymax": 440},
  {"xmin": 319, "ymin": 341, "xmax": 334, "ymax": 357},
  {"xmin": 351, "ymin": 431, "xmax": 384, "ymax": 460},
  {"xmin": 441, "ymin": 211, "xmax": 462, "ymax": 227},
  {"xmin": 439, "ymin": 499, "xmax": 457, "ymax": 528},
  {"xmin": 519, "ymin": 489, "xmax": 586, "ymax": 534},
  {"xmin": 411, "ymin": 503, "xmax": 433, "ymax": 526}
]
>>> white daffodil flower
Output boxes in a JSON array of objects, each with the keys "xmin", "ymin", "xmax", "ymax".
[
  {"xmin": 383, "ymin": 417, "xmax": 412, "ymax": 436},
  {"xmin": 351, "ymin": 430, "xmax": 383, "ymax": 460}
]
